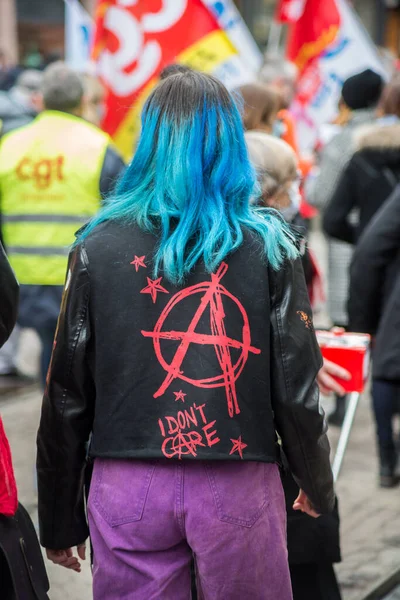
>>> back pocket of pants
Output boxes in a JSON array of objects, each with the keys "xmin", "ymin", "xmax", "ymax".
[
  {"xmin": 90, "ymin": 459, "xmax": 156, "ymax": 527},
  {"xmin": 205, "ymin": 462, "xmax": 270, "ymax": 528}
]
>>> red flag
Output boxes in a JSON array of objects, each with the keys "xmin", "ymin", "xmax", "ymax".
[
  {"xmin": 285, "ymin": 0, "xmax": 341, "ymax": 71},
  {"xmin": 276, "ymin": 0, "xmax": 306, "ymax": 24},
  {"xmin": 92, "ymin": 0, "xmax": 237, "ymax": 160}
]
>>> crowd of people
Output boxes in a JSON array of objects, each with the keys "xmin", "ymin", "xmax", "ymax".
[{"xmin": 0, "ymin": 48, "xmax": 399, "ymax": 600}]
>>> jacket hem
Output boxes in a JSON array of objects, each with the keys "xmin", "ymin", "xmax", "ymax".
[{"xmin": 89, "ymin": 449, "xmax": 279, "ymax": 463}]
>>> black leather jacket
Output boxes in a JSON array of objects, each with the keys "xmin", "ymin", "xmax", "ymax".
[
  {"xmin": 0, "ymin": 241, "xmax": 18, "ymax": 347},
  {"xmin": 37, "ymin": 221, "xmax": 334, "ymax": 549}
]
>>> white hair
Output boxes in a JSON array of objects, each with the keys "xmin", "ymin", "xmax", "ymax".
[{"xmin": 245, "ymin": 131, "xmax": 297, "ymax": 199}]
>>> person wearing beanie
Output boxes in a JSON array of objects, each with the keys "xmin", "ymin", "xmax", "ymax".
[
  {"xmin": 324, "ymin": 72, "xmax": 400, "ymax": 245},
  {"xmin": 305, "ymin": 68, "xmax": 384, "ymax": 427},
  {"xmin": 324, "ymin": 74, "xmax": 400, "ymax": 488},
  {"xmin": 341, "ymin": 68, "xmax": 384, "ymax": 111}
]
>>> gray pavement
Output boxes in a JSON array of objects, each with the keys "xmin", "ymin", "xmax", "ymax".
[
  {"xmin": 385, "ymin": 587, "xmax": 400, "ymax": 600},
  {"xmin": 331, "ymin": 394, "xmax": 400, "ymax": 599},
  {"xmin": 1, "ymin": 231, "xmax": 399, "ymax": 599}
]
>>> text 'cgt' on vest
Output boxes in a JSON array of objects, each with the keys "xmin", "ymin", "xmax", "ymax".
[{"xmin": 0, "ymin": 110, "xmax": 110, "ymax": 285}]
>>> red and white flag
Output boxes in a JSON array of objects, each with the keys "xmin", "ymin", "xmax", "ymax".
[
  {"xmin": 276, "ymin": 0, "xmax": 307, "ymax": 24},
  {"xmin": 281, "ymin": 0, "xmax": 386, "ymax": 150},
  {"xmin": 91, "ymin": 0, "xmax": 257, "ymax": 160},
  {"xmin": 284, "ymin": 0, "xmax": 341, "ymax": 72}
]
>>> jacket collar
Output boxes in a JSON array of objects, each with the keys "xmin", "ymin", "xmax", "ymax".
[{"xmin": 355, "ymin": 120, "xmax": 400, "ymax": 152}]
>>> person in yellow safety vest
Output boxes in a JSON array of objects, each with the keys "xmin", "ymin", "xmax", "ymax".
[
  {"xmin": 0, "ymin": 70, "xmax": 43, "ymax": 389},
  {"xmin": 0, "ymin": 61, "xmax": 125, "ymax": 386}
]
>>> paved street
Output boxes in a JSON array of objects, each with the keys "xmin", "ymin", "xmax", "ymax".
[
  {"xmin": 1, "ymin": 231, "xmax": 399, "ymax": 599},
  {"xmin": 332, "ymin": 393, "xmax": 400, "ymax": 599}
]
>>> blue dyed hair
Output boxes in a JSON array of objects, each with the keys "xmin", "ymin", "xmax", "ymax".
[{"xmin": 79, "ymin": 70, "xmax": 298, "ymax": 283}]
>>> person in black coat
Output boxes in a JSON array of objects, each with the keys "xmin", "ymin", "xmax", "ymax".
[
  {"xmin": 0, "ymin": 242, "xmax": 18, "ymax": 346},
  {"xmin": 0, "ymin": 243, "xmax": 50, "ymax": 599},
  {"xmin": 323, "ymin": 75, "xmax": 400, "ymax": 245},
  {"xmin": 245, "ymin": 131, "xmax": 343, "ymax": 600},
  {"xmin": 348, "ymin": 184, "xmax": 400, "ymax": 487}
]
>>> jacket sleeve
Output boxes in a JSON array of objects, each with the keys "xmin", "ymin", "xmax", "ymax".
[
  {"xmin": 305, "ymin": 135, "xmax": 350, "ymax": 210},
  {"xmin": 99, "ymin": 145, "xmax": 126, "ymax": 200},
  {"xmin": 0, "ymin": 241, "xmax": 18, "ymax": 347},
  {"xmin": 37, "ymin": 243, "xmax": 95, "ymax": 550},
  {"xmin": 348, "ymin": 185, "xmax": 400, "ymax": 333},
  {"xmin": 322, "ymin": 159, "xmax": 357, "ymax": 244},
  {"xmin": 270, "ymin": 258, "xmax": 335, "ymax": 514}
]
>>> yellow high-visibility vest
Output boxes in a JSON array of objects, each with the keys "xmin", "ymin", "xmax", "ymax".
[{"xmin": 0, "ymin": 110, "xmax": 110, "ymax": 285}]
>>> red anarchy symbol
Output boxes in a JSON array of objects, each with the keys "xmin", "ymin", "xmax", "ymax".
[
  {"xmin": 162, "ymin": 431, "xmax": 205, "ymax": 459},
  {"xmin": 141, "ymin": 263, "xmax": 261, "ymax": 418}
]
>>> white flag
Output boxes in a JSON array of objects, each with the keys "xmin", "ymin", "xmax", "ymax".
[
  {"xmin": 201, "ymin": 0, "xmax": 263, "ymax": 88},
  {"xmin": 292, "ymin": 0, "xmax": 387, "ymax": 152},
  {"xmin": 64, "ymin": 0, "xmax": 93, "ymax": 72}
]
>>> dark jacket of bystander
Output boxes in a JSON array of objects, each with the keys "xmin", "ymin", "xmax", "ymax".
[
  {"xmin": 323, "ymin": 123, "xmax": 400, "ymax": 244},
  {"xmin": 348, "ymin": 184, "xmax": 400, "ymax": 381}
]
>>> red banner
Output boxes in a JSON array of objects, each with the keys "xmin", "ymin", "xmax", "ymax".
[
  {"xmin": 92, "ymin": 0, "xmax": 236, "ymax": 159},
  {"xmin": 285, "ymin": 0, "xmax": 341, "ymax": 71}
]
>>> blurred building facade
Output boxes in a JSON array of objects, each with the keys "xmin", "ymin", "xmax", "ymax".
[
  {"xmin": 0, "ymin": 0, "xmax": 400, "ymax": 65},
  {"xmin": 0, "ymin": 0, "xmax": 94, "ymax": 65}
]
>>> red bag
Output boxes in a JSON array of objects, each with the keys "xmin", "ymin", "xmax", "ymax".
[
  {"xmin": 0, "ymin": 416, "xmax": 18, "ymax": 517},
  {"xmin": 316, "ymin": 331, "xmax": 371, "ymax": 393}
]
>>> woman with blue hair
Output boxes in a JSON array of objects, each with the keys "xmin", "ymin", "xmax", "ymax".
[{"xmin": 36, "ymin": 71, "xmax": 334, "ymax": 599}]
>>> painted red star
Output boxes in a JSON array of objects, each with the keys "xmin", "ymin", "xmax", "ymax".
[
  {"xmin": 174, "ymin": 390, "xmax": 186, "ymax": 403},
  {"xmin": 229, "ymin": 436, "xmax": 247, "ymax": 459},
  {"xmin": 140, "ymin": 277, "xmax": 169, "ymax": 304},
  {"xmin": 130, "ymin": 255, "xmax": 146, "ymax": 272}
]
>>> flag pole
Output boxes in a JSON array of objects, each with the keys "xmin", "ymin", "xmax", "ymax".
[
  {"xmin": 63, "ymin": 0, "xmax": 94, "ymax": 22},
  {"xmin": 63, "ymin": 0, "xmax": 95, "ymax": 72},
  {"xmin": 267, "ymin": 21, "xmax": 282, "ymax": 54},
  {"xmin": 332, "ymin": 392, "xmax": 361, "ymax": 481}
]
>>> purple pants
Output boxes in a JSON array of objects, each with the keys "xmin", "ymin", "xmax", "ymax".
[{"xmin": 88, "ymin": 459, "xmax": 292, "ymax": 600}]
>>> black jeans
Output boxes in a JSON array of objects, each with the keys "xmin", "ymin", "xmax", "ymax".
[
  {"xmin": 290, "ymin": 563, "xmax": 342, "ymax": 600},
  {"xmin": 372, "ymin": 379, "xmax": 400, "ymax": 450}
]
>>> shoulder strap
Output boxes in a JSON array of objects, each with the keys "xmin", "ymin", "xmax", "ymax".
[
  {"xmin": 355, "ymin": 154, "xmax": 400, "ymax": 191},
  {"xmin": 382, "ymin": 167, "xmax": 399, "ymax": 190}
]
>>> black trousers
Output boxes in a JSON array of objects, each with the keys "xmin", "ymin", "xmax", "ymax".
[
  {"xmin": 290, "ymin": 563, "xmax": 342, "ymax": 600},
  {"xmin": 0, "ymin": 548, "xmax": 16, "ymax": 600}
]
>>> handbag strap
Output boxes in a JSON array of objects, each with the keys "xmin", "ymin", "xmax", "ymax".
[{"xmin": 382, "ymin": 167, "xmax": 399, "ymax": 190}]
